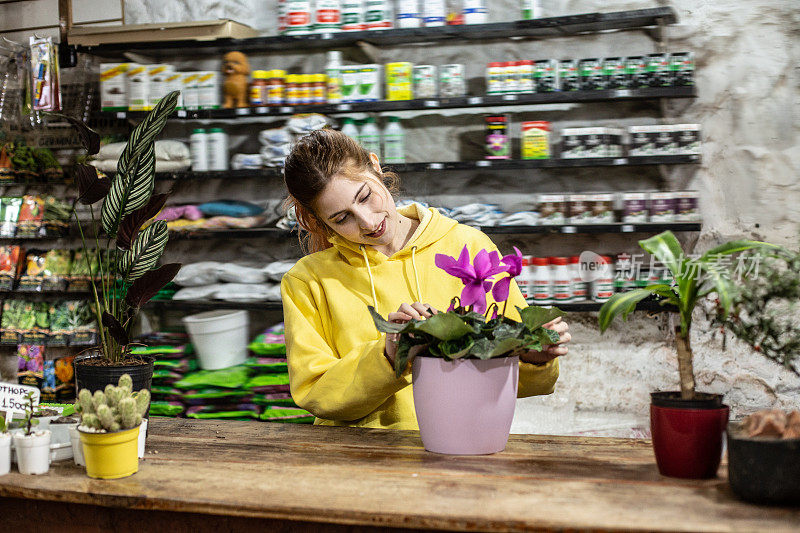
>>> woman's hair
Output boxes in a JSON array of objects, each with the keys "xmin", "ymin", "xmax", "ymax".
[{"xmin": 283, "ymin": 128, "xmax": 399, "ymax": 254}]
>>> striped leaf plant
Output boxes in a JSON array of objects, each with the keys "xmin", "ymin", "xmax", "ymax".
[
  {"xmin": 60, "ymin": 91, "xmax": 182, "ymax": 363},
  {"xmin": 598, "ymin": 231, "xmax": 782, "ymax": 400}
]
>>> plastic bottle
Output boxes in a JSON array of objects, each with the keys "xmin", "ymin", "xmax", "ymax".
[
  {"xmin": 365, "ymin": 0, "xmax": 392, "ymax": 30},
  {"xmin": 206, "ymin": 128, "xmax": 229, "ymax": 171},
  {"xmin": 550, "ymin": 257, "xmax": 572, "ymax": 304},
  {"xmin": 531, "ymin": 257, "xmax": 552, "ymax": 306},
  {"xmin": 516, "ymin": 257, "xmax": 534, "ymax": 303},
  {"xmin": 341, "ymin": 0, "xmax": 364, "ymax": 31},
  {"xmin": 285, "ymin": 0, "xmax": 314, "ymax": 34},
  {"xmin": 190, "ymin": 129, "xmax": 208, "ymax": 171},
  {"xmin": 324, "ymin": 51, "xmax": 344, "ymax": 104},
  {"xmin": 382, "ymin": 116, "xmax": 405, "ymax": 163},
  {"xmin": 521, "ymin": 0, "xmax": 542, "ymax": 20},
  {"xmin": 340, "ymin": 117, "xmax": 359, "ymax": 140},
  {"xmin": 463, "ymin": 0, "xmax": 487, "ymax": 24},
  {"xmin": 358, "ymin": 117, "xmax": 382, "ymax": 156},
  {"xmin": 592, "ymin": 256, "xmax": 614, "ymax": 303},
  {"xmin": 568, "ymin": 256, "xmax": 587, "ymax": 301},
  {"xmin": 396, "ymin": 0, "xmax": 421, "ymax": 28},
  {"xmin": 423, "ymin": 1, "xmax": 446, "ymax": 27},
  {"xmin": 314, "ymin": 0, "xmax": 342, "ymax": 32}
]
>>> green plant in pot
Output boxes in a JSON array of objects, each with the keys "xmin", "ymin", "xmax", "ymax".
[
  {"xmin": 0, "ymin": 415, "xmax": 11, "ymax": 476},
  {"xmin": 75, "ymin": 373, "xmax": 150, "ymax": 479},
  {"xmin": 13, "ymin": 391, "xmax": 51, "ymax": 475},
  {"xmin": 56, "ymin": 92, "xmax": 182, "ymax": 396},
  {"xmin": 715, "ymin": 248, "xmax": 800, "ymax": 503},
  {"xmin": 598, "ymin": 230, "xmax": 782, "ymax": 479},
  {"xmin": 371, "ymin": 245, "xmax": 564, "ymax": 455}
]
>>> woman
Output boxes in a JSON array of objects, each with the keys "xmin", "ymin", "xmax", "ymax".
[{"xmin": 281, "ymin": 128, "xmax": 570, "ymax": 430}]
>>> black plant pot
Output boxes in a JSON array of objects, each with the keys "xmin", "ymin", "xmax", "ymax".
[
  {"xmin": 727, "ymin": 421, "xmax": 800, "ymax": 505},
  {"xmin": 74, "ymin": 352, "xmax": 154, "ymax": 417}
]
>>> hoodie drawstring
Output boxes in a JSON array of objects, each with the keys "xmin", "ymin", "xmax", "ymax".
[
  {"xmin": 360, "ymin": 245, "xmax": 378, "ymax": 307},
  {"xmin": 410, "ymin": 246, "xmax": 422, "ymax": 302}
]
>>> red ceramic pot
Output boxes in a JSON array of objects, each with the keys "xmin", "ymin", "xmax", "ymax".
[{"xmin": 650, "ymin": 392, "xmax": 729, "ymax": 479}]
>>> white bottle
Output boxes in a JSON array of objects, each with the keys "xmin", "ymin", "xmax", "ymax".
[
  {"xmin": 382, "ymin": 116, "xmax": 405, "ymax": 163},
  {"xmin": 516, "ymin": 257, "xmax": 534, "ymax": 303},
  {"xmin": 592, "ymin": 256, "xmax": 614, "ymax": 303},
  {"xmin": 190, "ymin": 129, "xmax": 209, "ymax": 172},
  {"xmin": 206, "ymin": 128, "xmax": 228, "ymax": 171},
  {"xmin": 550, "ymin": 257, "xmax": 572, "ymax": 304},
  {"xmin": 358, "ymin": 117, "xmax": 382, "ymax": 156},
  {"xmin": 341, "ymin": 0, "xmax": 364, "ymax": 31},
  {"xmin": 285, "ymin": 0, "xmax": 314, "ymax": 35},
  {"xmin": 315, "ymin": 0, "xmax": 342, "ymax": 32},
  {"xmin": 531, "ymin": 257, "xmax": 552, "ymax": 306},
  {"xmin": 325, "ymin": 51, "xmax": 344, "ymax": 103},
  {"xmin": 423, "ymin": 1, "xmax": 446, "ymax": 26},
  {"xmin": 463, "ymin": 0, "xmax": 487, "ymax": 24},
  {"xmin": 340, "ymin": 117, "xmax": 359, "ymax": 140},
  {"xmin": 396, "ymin": 0, "xmax": 421, "ymax": 28},
  {"xmin": 521, "ymin": 0, "xmax": 542, "ymax": 20},
  {"xmin": 365, "ymin": 0, "xmax": 392, "ymax": 30},
  {"xmin": 568, "ymin": 256, "xmax": 587, "ymax": 301}
]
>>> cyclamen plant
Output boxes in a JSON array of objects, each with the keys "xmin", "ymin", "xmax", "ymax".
[{"xmin": 370, "ymin": 245, "xmax": 564, "ymax": 377}]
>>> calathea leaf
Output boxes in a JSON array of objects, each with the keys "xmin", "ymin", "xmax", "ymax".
[
  {"xmin": 102, "ymin": 141, "xmax": 156, "ymax": 235},
  {"xmin": 49, "ymin": 114, "xmax": 101, "ymax": 155},
  {"xmin": 124, "ymin": 263, "xmax": 181, "ymax": 308},
  {"xmin": 74, "ymin": 164, "xmax": 111, "ymax": 204},
  {"xmin": 116, "ymin": 193, "xmax": 168, "ymax": 250},
  {"xmin": 101, "ymin": 311, "xmax": 129, "ymax": 346},
  {"xmin": 101, "ymin": 91, "xmax": 178, "ymax": 236},
  {"xmin": 119, "ymin": 220, "xmax": 169, "ymax": 281}
]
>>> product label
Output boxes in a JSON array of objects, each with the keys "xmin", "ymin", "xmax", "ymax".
[
  {"xmin": 341, "ymin": 0, "xmax": 364, "ymax": 30},
  {"xmin": 267, "ymin": 81, "xmax": 285, "ymax": 105},
  {"xmin": 325, "ymin": 69, "xmax": 342, "ymax": 103},
  {"xmin": 287, "ymin": 0, "xmax": 313, "ymax": 30},
  {"xmin": 553, "ymin": 280, "xmax": 571, "ymax": 301},
  {"xmin": 532, "ymin": 280, "xmax": 552, "ymax": 303},
  {"xmin": 383, "ymin": 135, "xmax": 404, "ymax": 163},
  {"xmin": 315, "ymin": 1, "xmax": 341, "ymax": 25}
]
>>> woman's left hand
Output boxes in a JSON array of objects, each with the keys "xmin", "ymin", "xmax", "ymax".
[{"xmin": 519, "ymin": 316, "xmax": 571, "ymax": 365}]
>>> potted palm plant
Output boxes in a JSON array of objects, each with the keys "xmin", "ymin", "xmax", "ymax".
[
  {"xmin": 716, "ymin": 248, "xmax": 800, "ymax": 503},
  {"xmin": 371, "ymin": 245, "xmax": 564, "ymax": 455},
  {"xmin": 598, "ymin": 231, "xmax": 782, "ymax": 479},
  {"xmin": 58, "ymin": 92, "xmax": 182, "ymax": 396}
]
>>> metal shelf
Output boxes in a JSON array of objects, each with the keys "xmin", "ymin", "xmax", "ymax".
[
  {"xmin": 482, "ymin": 222, "xmax": 702, "ymax": 235},
  {"xmin": 151, "ymin": 155, "xmax": 700, "ymax": 181},
  {"xmin": 77, "ymin": 7, "xmax": 678, "ymax": 58},
  {"xmin": 98, "ymin": 87, "xmax": 697, "ymax": 122},
  {"xmin": 0, "ymin": 291, "xmax": 91, "ymax": 300}
]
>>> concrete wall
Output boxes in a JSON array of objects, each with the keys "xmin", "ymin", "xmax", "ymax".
[{"xmin": 2, "ymin": 1, "xmax": 798, "ymax": 433}]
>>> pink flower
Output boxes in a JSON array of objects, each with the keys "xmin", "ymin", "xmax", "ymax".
[
  {"xmin": 436, "ymin": 246, "xmax": 507, "ymax": 314},
  {"xmin": 492, "ymin": 247, "xmax": 523, "ymax": 304}
]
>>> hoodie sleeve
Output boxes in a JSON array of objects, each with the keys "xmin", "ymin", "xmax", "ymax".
[
  {"xmin": 468, "ymin": 230, "xmax": 560, "ymax": 399},
  {"xmin": 281, "ymin": 273, "xmax": 410, "ymax": 422}
]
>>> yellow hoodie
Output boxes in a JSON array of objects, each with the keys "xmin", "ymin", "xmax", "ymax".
[{"xmin": 281, "ymin": 203, "xmax": 559, "ymax": 430}]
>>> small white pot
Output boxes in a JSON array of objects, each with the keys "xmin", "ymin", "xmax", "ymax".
[
  {"xmin": 14, "ymin": 430, "xmax": 51, "ymax": 475},
  {"xmin": 0, "ymin": 433, "xmax": 10, "ymax": 475},
  {"xmin": 69, "ymin": 426, "xmax": 85, "ymax": 467},
  {"xmin": 138, "ymin": 418, "xmax": 148, "ymax": 459},
  {"xmin": 49, "ymin": 422, "xmax": 77, "ymax": 447}
]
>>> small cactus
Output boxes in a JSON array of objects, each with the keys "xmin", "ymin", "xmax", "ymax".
[{"xmin": 77, "ymin": 374, "xmax": 147, "ymax": 433}]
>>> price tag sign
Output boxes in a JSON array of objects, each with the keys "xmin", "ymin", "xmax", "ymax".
[
  {"xmin": 613, "ymin": 158, "xmax": 627, "ymax": 165},
  {"xmin": 467, "ymin": 97, "xmax": 483, "ymax": 105},
  {"xmin": 336, "ymin": 104, "xmax": 352, "ymax": 111},
  {"xmin": 0, "ymin": 382, "xmax": 39, "ymax": 426},
  {"xmin": 502, "ymin": 94, "xmax": 518, "ymax": 101},
  {"xmin": 235, "ymin": 107, "xmax": 251, "ymax": 116},
  {"xmin": 115, "ymin": 112, "xmax": 126, "ymax": 119},
  {"xmin": 476, "ymin": 160, "xmax": 491, "ymax": 167},
  {"xmin": 322, "ymin": 33, "xmax": 333, "ymax": 40},
  {"xmin": 424, "ymin": 100, "xmax": 439, "ymax": 108},
  {"xmin": 177, "ymin": 110, "xmax": 187, "ymax": 118},
  {"xmin": 561, "ymin": 226, "xmax": 577, "ymax": 234},
  {"xmin": 621, "ymin": 224, "xmax": 635, "ymax": 233},
  {"xmin": 428, "ymin": 163, "xmax": 444, "ymax": 170},
  {"xmin": 614, "ymin": 89, "xmax": 632, "ymax": 98},
  {"xmin": 256, "ymin": 107, "xmax": 268, "ymax": 114},
  {"xmin": 280, "ymin": 106, "xmax": 293, "ymax": 114}
]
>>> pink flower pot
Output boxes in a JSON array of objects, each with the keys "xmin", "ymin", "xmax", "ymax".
[{"xmin": 412, "ymin": 355, "xmax": 519, "ymax": 455}]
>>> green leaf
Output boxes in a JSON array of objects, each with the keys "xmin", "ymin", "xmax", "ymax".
[
  {"xmin": 492, "ymin": 321, "xmax": 524, "ymax": 341},
  {"xmin": 101, "ymin": 91, "xmax": 178, "ymax": 236},
  {"xmin": 701, "ymin": 262, "xmax": 735, "ymax": 319},
  {"xmin": 368, "ymin": 306, "xmax": 410, "ymax": 334},
  {"xmin": 468, "ymin": 338, "xmax": 494, "ymax": 357},
  {"xmin": 438, "ymin": 337, "xmax": 475, "ymax": 360},
  {"xmin": 488, "ymin": 338, "xmax": 524, "ymax": 358},
  {"xmin": 519, "ymin": 305, "xmax": 565, "ymax": 331},
  {"xmin": 639, "ymin": 231, "xmax": 684, "ymax": 282},
  {"xmin": 119, "ymin": 220, "xmax": 169, "ymax": 281},
  {"xmin": 412, "ymin": 312, "xmax": 473, "ymax": 341},
  {"xmin": 394, "ymin": 336, "xmax": 425, "ymax": 378},
  {"xmin": 598, "ymin": 289, "xmax": 661, "ymax": 333},
  {"xmin": 699, "ymin": 240, "xmax": 784, "ymax": 263}
]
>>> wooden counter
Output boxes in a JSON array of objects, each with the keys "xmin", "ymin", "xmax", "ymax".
[{"xmin": 0, "ymin": 418, "xmax": 797, "ymax": 532}]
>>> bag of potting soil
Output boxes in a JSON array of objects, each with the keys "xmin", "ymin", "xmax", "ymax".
[
  {"xmin": 186, "ymin": 404, "xmax": 260, "ymax": 419},
  {"xmin": 252, "ymin": 393, "xmax": 297, "ymax": 408},
  {"xmin": 153, "ymin": 358, "xmax": 197, "ymax": 373},
  {"xmin": 151, "ymin": 385, "xmax": 184, "ymax": 402},
  {"xmin": 131, "ymin": 344, "xmax": 193, "ymax": 359},
  {"xmin": 244, "ymin": 373, "xmax": 290, "ymax": 394},
  {"xmin": 174, "ymin": 365, "xmax": 252, "ymax": 390},
  {"xmin": 149, "ymin": 401, "xmax": 185, "ymax": 417},
  {"xmin": 181, "ymin": 387, "xmax": 253, "ymax": 405},
  {"xmin": 152, "ymin": 368, "xmax": 184, "ymax": 385},
  {"xmin": 243, "ymin": 357, "xmax": 288, "ymax": 374},
  {"xmin": 248, "ymin": 323, "xmax": 286, "ymax": 355},
  {"xmin": 135, "ymin": 331, "xmax": 190, "ymax": 346},
  {"xmin": 258, "ymin": 406, "xmax": 314, "ymax": 423}
]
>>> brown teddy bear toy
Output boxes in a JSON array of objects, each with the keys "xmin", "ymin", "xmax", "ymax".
[{"xmin": 222, "ymin": 51, "xmax": 250, "ymax": 108}]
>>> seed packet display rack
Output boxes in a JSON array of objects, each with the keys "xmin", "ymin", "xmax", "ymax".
[{"xmin": 74, "ymin": 5, "xmax": 698, "ymax": 318}]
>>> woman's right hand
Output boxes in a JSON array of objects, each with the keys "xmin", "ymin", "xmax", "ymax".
[{"xmin": 384, "ymin": 302, "xmax": 437, "ymax": 366}]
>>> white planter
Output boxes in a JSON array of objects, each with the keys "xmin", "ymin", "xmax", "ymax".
[
  {"xmin": 0, "ymin": 433, "xmax": 10, "ymax": 475},
  {"xmin": 183, "ymin": 309, "xmax": 249, "ymax": 369},
  {"xmin": 69, "ymin": 426, "xmax": 85, "ymax": 467},
  {"xmin": 14, "ymin": 430, "xmax": 51, "ymax": 475},
  {"xmin": 49, "ymin": 422, "xmax": 77, "ymax": 447},
  {"xmin": 138, "ymin": 418, "xmax": 148, "ymax": 459}
]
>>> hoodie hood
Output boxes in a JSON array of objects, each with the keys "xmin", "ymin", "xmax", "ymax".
[{"xmin": 328, "ymin": 203, "xmax": 458, "ymax": 266}]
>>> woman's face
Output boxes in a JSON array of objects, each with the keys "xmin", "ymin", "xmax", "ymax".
[{"xmin": 312, "ymin": 157, "xmax": 400, "ymax": 249}]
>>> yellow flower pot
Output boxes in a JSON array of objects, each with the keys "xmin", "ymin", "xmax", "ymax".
[{"xmin": 79, "ymin": 425, "xmax": 140, "ymax": 479}]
